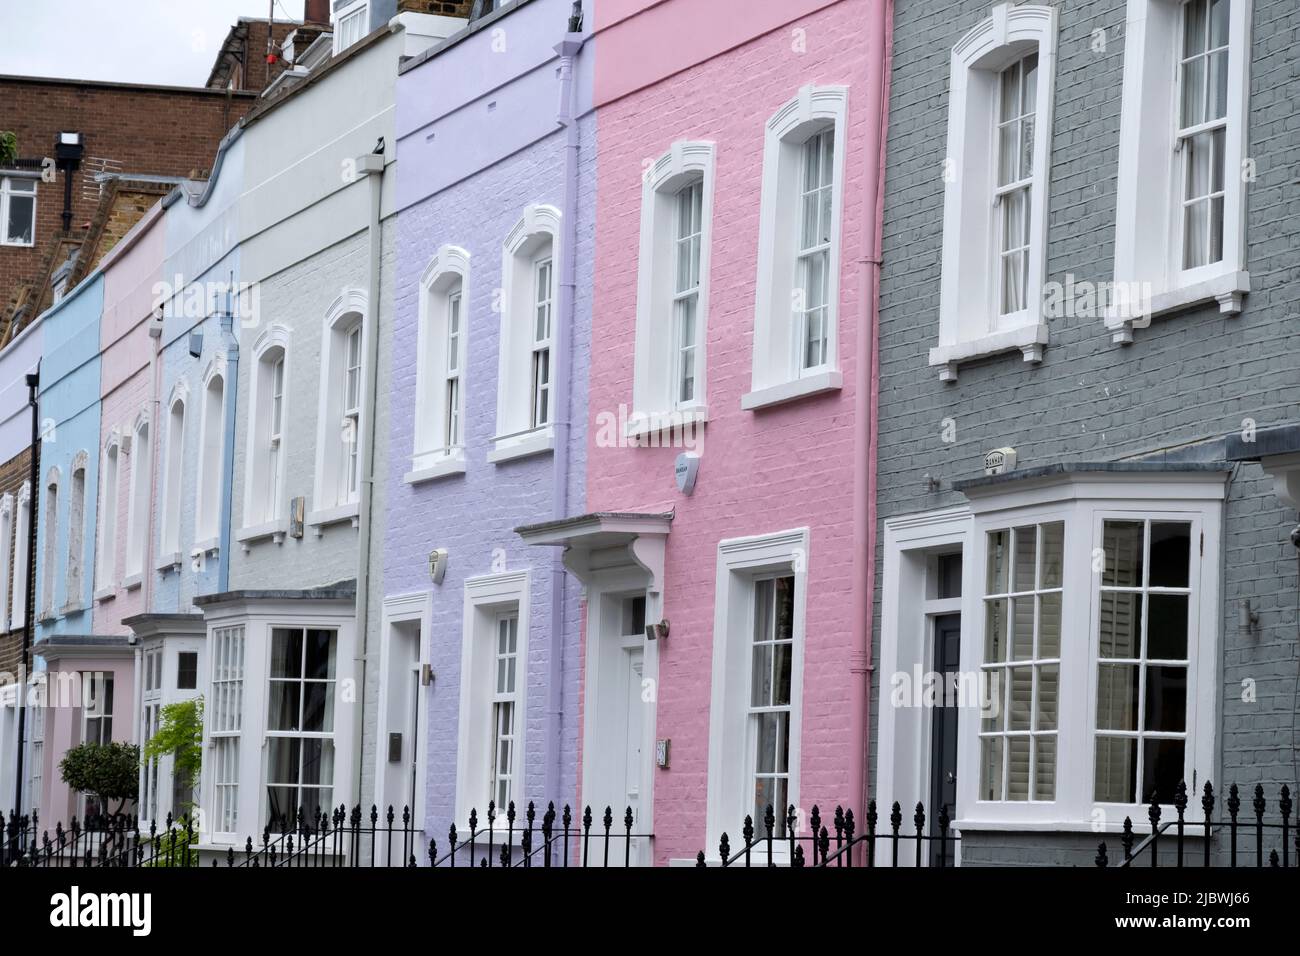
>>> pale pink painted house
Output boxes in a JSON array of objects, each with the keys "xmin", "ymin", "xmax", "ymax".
[{"xmin": 541, "ymin": 0, "xmax": 888, "ymax": 865}]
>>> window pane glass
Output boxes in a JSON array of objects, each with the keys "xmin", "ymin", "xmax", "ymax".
[
  {"xmin": 755, "ymin": 712, "xmax": 782, "ymax": 773},
  {"xmin": 271, "ymin": 630, "xmax": 303, "ymax": 678},
  {"xmin": 1142, "ymin": 738, "xmax": 1185, "ymax": 804},
  {"xmin": 301, "ymin": 738, "xmax": 334, "ymax": 787},
  {"xmin": 1013, "ymin": 526, "xmax": 1037, "ymax": 592},
  {"xmin": 1097, "ymin": 662, "xmax": 1139, "ymax": 731},
  {"xmin": 1183, "ymin": 0, "xmax": 1207, "ymax": 57},
  {"xmin": 1011, "ymin": 596, "xmax": 1034, "ymax": 660},
  {"xmin": 6, "ymin": 194, "xmax": 34, "ymax": 244},
  {"xmin": 1037, "ymin": 664, "xmax": 1058, "ymax": 731},
  {"xmin": 1102, "ymin": 521, "xmax": 1144, "ymax": 587},
  {"xmin": 980, "ymin": 736, "xmax": 1003, "ymax": 800},
  {"xmin": 301, "ymin": 681, "xmax": 334, "ymax": 733},
  {"xmin": 1035, "ymin": 596, "xmax": 1060, "ymax": 664},
  {"xmin": 986, "ymin": 530, "xmax": 1009, "ymax": 594},
  {"xmin": 999, "ymin": 62, "xmax": 1020, "ymax": 122},
  {"xmin": 1208, "ymin": 49, "xmax": 1228, "ymax": 120},
  {"xmin": 1184, "ymin": 199, "xmax": 1208, "ymax": 269},
  {"xmin": 773, "ymin": 639, "xmax": 792, "ymax": 707},
  {"xmin": 997, "ymin": 120, "xmax": 1018, "ymax": 187},
  {"xmin": 1146, "ymin": 593, "xmax": 1189, "ymax": 659},
  {"xmin": 1149, "ymin": 522, "xmax": 1191, "ymax": 588},
  {"xmin": 304, "ymin": 629, "xmax": 336, "ymax": 679},
  {"xmin": 1007, "ymin": 736, "xmax": 1030, "ymax": 801},
  {"xmin": 1180, "ymin": 57, "xmax": 1206, "ymax": 128},
  {"xmin": 1040, "ymin": 522, "xmax": 1064, "ymax": 587},
  {"xmin": 1019, "ymin": 114, "xmax": 1035, "ymax": 181},
  {"xmin": 1209, "ymin": 0, "xmax": 1228, "ymax": 47},
  {"xmin": 1033, "ymin": 737, "xmax": 1055, "ymax": 800},
  {"xmin": 267, "ymin": 737, "xmax": 301, "ymax": 784},
  {"xmin": 750, "ymin": 642, "xmax": 773, "ymax": 708},
  {"xmin": 1008, "ymin": 666, "xmax": 1032, "ymax": 731},
  {"xmin": 1209, "ymin": 196, "xmax": 1224, "ymax": 263},
  {"xmin": 1099, "ymin": 591, "xmax": 1142, "ymax": 658},
  {"xmin": 1021, "ymin": 54, "xmax": 1038, "ymax": 113},
  {"xmin": 984, "ymin": 598, "xmax": 1007, "ymax": 663},
  {"xmin": 1144, "ymin": 666, "xmax": 1188, "ymax": 732},
  {"xmin": 268, "ymin": 681, "xmax": 301, "ymax": 731},
  {"xmin": 1095, "ymin": 736, "xmax": 1137, "ymax": 803}
]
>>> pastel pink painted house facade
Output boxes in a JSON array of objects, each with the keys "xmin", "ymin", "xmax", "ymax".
[{"xmin": 521, "ymin": 0, "xmax": 889, "ymax": 865}]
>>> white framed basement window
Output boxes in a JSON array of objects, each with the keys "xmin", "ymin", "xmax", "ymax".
[
  {"xmin": 1109, "ymin": 0, "xmax": 1252, "ymax": 342},
  {"xmin": 410, "ymin": 245, "xmax": 470, "ymax": 483},
  {"xmin": 930, "ymin": 3, "xmax": 1057, "ymax": 382},
  {"xmin": 123, "ymin": 413, "xmax": 149, "ymax": 584},
  {"xmin": 631, "ymin": 141, "xmax": 715, "ymax": 435},
  {"xmin": 195, "ymin": 363, "xmax": 226, "ymax": 549},
  {"xmin": 745, "ymin": 87, "xmax": 848, "ymax": 411},
  {"xmin": 311, "ymin": 291, "xmax": 366, "ymax": 528},
  {"xmin": 706, "ymin": 528, "xmax": 808, "ymax": 859},
  {"xmin": 158, "ymin": 393, "xmax": 185, "ymax": 570},
  {"xmin": 10, "ymin": 483, "xmax": 29, "ymax": 628},
  {"xmin": 95, "ymin": 433, "xmax": 120, "ymax": 597},
  {"xmin": 492, "ymin": 204, "xmax": 561, "ymax": 464},
  {"xmin": 0, "ymin": 176, "xmax": 36, "ymax": 247},
  {"xmin": 332, "ymin": 0, "xmax": 369, "ymax": 54},
  {"xmin": 241, "ymin": 326, "xmax": 290, "ymax": 541},
  {"xmin": 455, "ymin": 570, "xmax": 529, "ymax": 827},
  {"xmin": 955, "ymin": 469, "xmax": 1225, "ymax": 830}
]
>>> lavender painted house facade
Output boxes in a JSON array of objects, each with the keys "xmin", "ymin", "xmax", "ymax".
[{"xmin": 368, "ymin": 0, "xmax": 593, "ymax": 839}]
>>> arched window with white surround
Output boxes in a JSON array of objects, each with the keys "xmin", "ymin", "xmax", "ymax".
[
  {"xmin": 159, "ymin": 393, "xmax": 186, "ymax": 564},
  {"xmin": 66, "ymin": 452, "xmax": 88, "ymax": 611},
  {"xmin": 196, "ymin": 364, "xmax": 226, "ymax": 546},
  {"xmin": 411, "ymin": 246, "xmax": 470, "ymax": 483},
  {"xmin": 746, "ymin": 85, "xmax": 849, "ymax": 410},
  {"xmin": 930, "ymin": 3, "xmax": 1057, "ymax": 381},
  {"xmin": 124, "ymin": 413, "xmax": 150, "ymax": 581},
  {"xmin": 0, "ymin": 494, "xmax": 12, "ymax": 632},
  {"xmin": 96, "ymin": 434, "xmax": 120, "ymax": 594},
  {"xmin": 632, "ymin": 142, "xmax": 715, "ymax": 431},
  {"xmin": 1109, "ymin": 0, "xmax": 1252, "ymax": 343},
  {"xmin": 491, "ymin": 204, "xmax": 561, "ymax": 465},
  {"xmin": 41, "ymin": 468, "xmax": 58, "ymax": 617},
  {"xmin": 11, "ymin": 482, "xmax": 29, "ymax": 627},
  {"xmin": 243, "ymin": 326, "xmax": 290, "ymax": 533},
  {"xmin": 312, "ymin": 290, "xmax": 367, "ymax": 525}
]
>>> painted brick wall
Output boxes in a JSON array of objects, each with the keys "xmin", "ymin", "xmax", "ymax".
[
  {"xmin": 875, "ymin": 0, "xmax": 1300, "ymax": 865},
  {"xmin": 588, "ymin": 0, "xmax": 878, "ymax": 864}
]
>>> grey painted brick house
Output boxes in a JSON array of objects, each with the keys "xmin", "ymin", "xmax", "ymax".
[{"xmin": 873, "ymin": 0, "xmax": 1299, "ymax": 865}]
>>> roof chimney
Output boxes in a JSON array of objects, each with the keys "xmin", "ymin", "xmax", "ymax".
[{"xmin": 304, "ymin": 0, "xmax": 331, "ymax": 26}]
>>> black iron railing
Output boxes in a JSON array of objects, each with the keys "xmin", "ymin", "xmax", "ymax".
[{"xmin": 1095, "ymin": 781, "xmax": 1298, "ymax": 868}]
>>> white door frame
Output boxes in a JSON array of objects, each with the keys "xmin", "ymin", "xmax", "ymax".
[{"xmin": 376, "ymin": 591, "xmax": 431, "ymax": 843}]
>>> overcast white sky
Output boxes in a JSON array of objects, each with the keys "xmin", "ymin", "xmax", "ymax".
[{"xmin": 0, "ymin": 0, "xmax": 309, "ymax": 87}]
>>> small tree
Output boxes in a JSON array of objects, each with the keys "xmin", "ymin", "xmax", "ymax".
[
  {"xmin": 142, "ymin": 698, "xmax": 204, "ymax": 817},
  {"xmin": 59, "ymin": 742, "xmax": 140, "ymax": 820},
  {"xmin": 0, "ymin": 132, "xmax": 17, "ymax": 165}
]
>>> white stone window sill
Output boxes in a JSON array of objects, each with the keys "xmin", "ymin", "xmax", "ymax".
[
  {"xmin": 928, "ymin": 323, "xmax": 1049, "ymax": 382},
  {"xmin": 624, "ymin": 405, "xmax": 709, "ymax": 440},
  {"xmin": 93, "ymin": 586, "xmax": 116, "ymax": 603},
  {"xmin": 193, "ymin": 537, "xmax": 220, "ymax": 555},
  {"xmin": 236, "ymin": 518, "xmax": 290, "ymax": 551},
  {"xmin": 1106, "ymin": 269, "xmax": 1250, "ymax": 344},
  {"xmin": 307, "ymin": 501, "xmax": 360, "ymax": 535},
  {"xmin": 155, "ymin": 551, "xmax": 182, "ymax": 573},
  {"xmin": 488, "ymin": 427, "xmax": 554, "ymax": 465},
  {"xmin": 122, "ymin": 573, "xmax": 143, "ymax": 592},
  {"xmin": 405, "ymin": 452, "xmax": 467, "ymax": 485},
  {"xmin": 741, "ymin": 371, "xmax": 842, "ymax": 411},
  {"xmin": 38, "ymin": 611, "xmax": 58, "ymax": 624},
  {"xmin": 57, "ymin": 602, "xmax": 83, "ymax": 617}
]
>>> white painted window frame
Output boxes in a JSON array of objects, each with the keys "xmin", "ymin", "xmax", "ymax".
[
  {"xmin": 41, "ymin": 467, "xmax": 59, "ymax": 619},
  {"xmin": 311, "ymin": 289, "xmax": 367, "ymax": 527},
  {"xmin": 208, "ymin": 623, "xmax": 245, "ymax": 838},
  {"xmin": 240, "ymin": 325, "xmax": 291, "ymax": 543},
  {"xmin": 455, "ymin": 570, "xmax": 530, "ymax": 829},
  {"xmin": 123, "ymin": 412, "xmax": 150, "ymax": 586},
  {"xmin": 0, "ymin": 494, "xmax": 12, "ymax": 632},
  {"xmin": 746, "ymin": 86, "xmax": 848, "ymax": 411},
  {"xmin": 64, "ymin": 451, "xmax": 88, "ymax": 614},
  {"xmin": 195, "ymin": 360, "xmax": 227, "ymax": 551},
  {"xmin": 631, "ymin": 141, "xmax": 715, "ymax": 434},
  {"xmin": 705, "ymin": 528, "xmax": 809, "ymax": 861},
  {"xmin": 95, "ymin": 431, "xmax": 121, "ymax": 598},
  {"xmin": 157, "ymin": 389, "xmax": 186, "ymax": 570},
  {"xmin": 930, "ymin": 3, "xmax": 1057, "ymax": 382},
  {"xmin": 1109, "ymin": 0, "xmax": 1252, "ymax": 343},
  {"xmin": 0, "ymin": 175, "xmax": 36, "ymax": 247},
  {"xmin": 953, "ymin": 473, "xmax": 1223, "ymax": 831},
  {"xmin": 332, "ymin": 0, "xmax": 369, "ymax": 54},
  {"xmin": 10, "ymin": 482, "xmax": 29, "ymax": 628},
  {"xmin": 410, "ymin": 245, "xmax": 470, "ymax": 483},
  {"xmin": 492, "ymin": 204, "xmax": 561, "ymax": 465}
]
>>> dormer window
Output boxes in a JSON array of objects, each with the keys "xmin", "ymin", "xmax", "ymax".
[{"xmin": 332, "ymin": 0, "xmax": 369, "ymax": 55}]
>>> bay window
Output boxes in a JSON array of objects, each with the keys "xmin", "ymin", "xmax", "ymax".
[
  {"xmin": 1110, "ymin": 0, "xmax": 1252, "ymax": 341},
  {"xmin": 209, "ymin": 625, "xmax": 244, "ymax": 835},
  {"xmin": 266, "ymin": 627, "xmax": 338, "ymax": 826},
  {"xmin": 955, "ymin": 466, "xmax": 1224, "ymax": 828}
]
